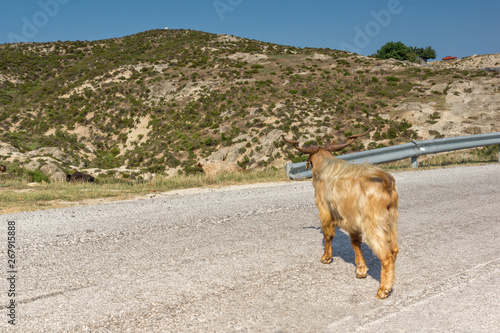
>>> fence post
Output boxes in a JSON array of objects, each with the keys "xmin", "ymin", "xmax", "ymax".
[{"xmin": 411, "ymin": 156, "xmax": 419, "ymax": 168}]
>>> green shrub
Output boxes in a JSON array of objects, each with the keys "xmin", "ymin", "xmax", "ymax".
[{"xmin": 25, "ymin": 170, "xmax": 50, "ymax": 183}]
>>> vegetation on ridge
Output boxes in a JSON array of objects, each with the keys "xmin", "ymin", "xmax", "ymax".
[{"xmin": 0, "ymin": 29, "xmax": 497, "ymax": 178}]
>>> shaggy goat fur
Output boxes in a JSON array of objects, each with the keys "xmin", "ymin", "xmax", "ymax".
[{"xmin": 284, "ymin": 133, "xmax": 399, "ymax": 299}]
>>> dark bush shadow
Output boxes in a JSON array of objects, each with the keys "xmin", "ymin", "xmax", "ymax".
[{"xmin": 304, "ymin": 226, "xmax": 381, "ymax": 282}]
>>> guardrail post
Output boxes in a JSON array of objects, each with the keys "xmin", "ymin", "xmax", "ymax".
[
  {"xmin": 498, "ymin": 144, "xmax": 500, "ymax": 163},
  {"xmin": 411, "ymin": 156, "xmax": 418, "ymax": 168}
]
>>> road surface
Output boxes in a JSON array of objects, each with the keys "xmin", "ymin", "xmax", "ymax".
[{"xmin": 1, "ymin": 164, "xmax": 499, "ymax": 332}]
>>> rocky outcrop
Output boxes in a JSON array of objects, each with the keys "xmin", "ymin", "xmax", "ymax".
[
  {"xmin": 40, "ymin": 163, "xmax": 67, "ymax": 182},
  {"xmin": 383, "ymin": 76, "xmax": 500, "ymax": 140},
  {"xmin": 429, "ymin": 53, "xmax": 500, "ymax": 71},
  {"xmin": 25, "ymin": 160, "xmax": 42, "ymax": 171},
  {"xmin": 0, "ymin": 144, "xmax": 74, "ymax": 182},
  {"xmin": 0, "ymin": 142, "xmax": 19, "ymax": 156},
  {"xmin": 208, "ymin": 142, "xmax": 246, "ymax": 163},
  {"xmin": 205, "ymin": 129, "xmax": 284, "ymax": 169},
  {"xmin": 199, "ymin": 160, "xmax": 240, "ymax": 176},
  {"xmin": 140, "ymin": 172, "xmax": 156, "ymax": 182},
  {"xmin": 27, "ymin": 147, "xmax": 74, "ymax": 164},
  {"xmin": 249, "ymin": 129, "xmax": 284, "ymax": 168},
  {"xmin": 227, "ymin": 53, "xmax": 268, "ymax": 63},
  {"xmin": 444, "ymin": 80, "xmax": 500, "ymax": 135}
]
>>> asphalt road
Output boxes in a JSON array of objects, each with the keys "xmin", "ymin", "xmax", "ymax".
[{"xmin": 1, "ymin": 164, "xmax": 499, "ymax": 332}]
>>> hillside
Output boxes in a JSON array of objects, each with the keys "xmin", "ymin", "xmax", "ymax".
[{"xmin": 0, "ymin": 29, "xmax": 499, "ymax": 180}]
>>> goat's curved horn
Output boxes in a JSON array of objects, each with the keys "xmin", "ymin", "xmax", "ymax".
[
  {"xmin": 296, "ymin": 144, "xmax": 320, "ymax": 154},
  {"xmin": 322, "ymin": 141, "xmax": 355, "ymax": 152},
  {"xmin": 346, "ymin": 129, "xmax": 370, "ymax": 140},
  {"xmin": 322, "ymin": 129, "xmax": 370, "ymax": 152},
  {"xmin": 282, "ymin": 135, "xmax": 320, "ymax": 154},
  {"xmin": 281, "ymin": 135, "xmax": 299, "ymax": 146}
]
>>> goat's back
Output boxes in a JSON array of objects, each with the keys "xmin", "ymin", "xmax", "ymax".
[{"xmin": 313, "ymin": 158, "xmax": 398, "ymax": 234}]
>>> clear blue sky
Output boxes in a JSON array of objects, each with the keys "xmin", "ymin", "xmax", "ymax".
[{"xmin": 1, "ymin": 0, "xmax": 499, "ymax": 60}]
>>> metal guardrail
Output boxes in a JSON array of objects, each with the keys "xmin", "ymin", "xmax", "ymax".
[{"xmin": 285, "ymin": 132, "xmax": 500, "ymax": 180}]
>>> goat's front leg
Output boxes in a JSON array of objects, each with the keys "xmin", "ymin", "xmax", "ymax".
[
  {"xmin": 350, "ymin": 233, "xmax": 368, "ymax": 278},
  {"xmin": 319, "ymin": 206, "xmax": 335, "ymax": 264},
  {"xmin": 321, "ymin": 225, "xmax": 336, "ymax": 264}
]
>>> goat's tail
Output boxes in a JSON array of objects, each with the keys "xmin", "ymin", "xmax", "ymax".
[
  {"xmin": 365, "ymin": 169, "xmax": 398, "ymax": 209},
  {"xmin": 384, "ymin": 173, "xmax": 398, "ymax": 210},
  {"xmin": 378, "ymin": 172, "xmax": 399, "ymax": 239},
  {"xmin": 384, "ymin": 173, "xmax": 397, "ymax": 207}
]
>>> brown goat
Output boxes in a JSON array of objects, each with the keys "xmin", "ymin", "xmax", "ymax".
[
  {"xmin": 197, "ymin": 160, "xmax": 241, "ymax": 177},
  {"xmin": 283, "ymin": 131, "xmax": 399, "ymax": 299}
]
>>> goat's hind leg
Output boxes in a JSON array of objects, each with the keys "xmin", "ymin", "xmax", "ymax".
[
  {"xmin": 350, "ymin": 233, "xmax": 368, "ymax": 278},
  {"xmin": 372, "ymin": 235, "xmax": 396, "ymax": 299},
  {"xmin": 365, "ymin": 229, "xmax": 395, "ymax": 299},
  {"xmin": 378, "ymin": 217, "xmax": 399, "ymax": 298},
  {"xmin": 389, "ymin": 223, "xmax": 399, "ymax": 264},
  {"xmin": 377, "ymin": 250, "xmax": 395, "ymax": 299},
  {"xmin": 380, "ymin": 225, "xmax": 399, "ymax": 298}
]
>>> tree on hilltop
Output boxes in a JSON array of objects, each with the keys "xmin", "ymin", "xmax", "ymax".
[
  {"xmin": 376, "ymin": 41, "xmax": 409, "ymax": 61},
  {"xmin": 416, "ymin": 46, "xmax": 436, "ymax": 62},
  {"xmin": 376, "ymin": 41, "xmax": 436, "ymax": 63}
]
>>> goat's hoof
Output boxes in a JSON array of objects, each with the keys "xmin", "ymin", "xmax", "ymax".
[
  {"xmin": 320, "ymin": 257, "xmax": 332, "ymax": 264},
  {"xmin": 356, "ymin": 266, "xmax": 368, "ymax": 278},
  {"xmin": 376, "ymin": 288, "xmax": 391, "ymax": 299},
  {"xmin": 356, "ymin": 271, "xmax": 367, "ymax": 278}
]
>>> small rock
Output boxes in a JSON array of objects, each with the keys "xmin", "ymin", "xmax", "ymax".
[
  {"xmin": 40, "ymin": 163, "xmax": 66, "ymax": 182},
  {"xmin": 25, "ymin": 160, "xmax": 42, "ymax": 171}
]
